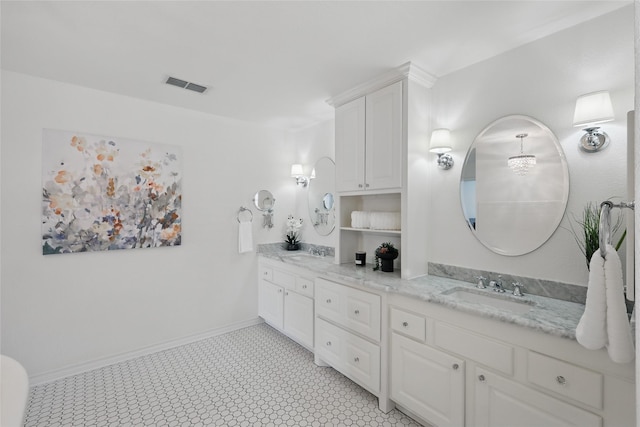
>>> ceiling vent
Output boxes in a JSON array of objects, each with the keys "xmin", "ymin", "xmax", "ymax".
[{"xmin": 165, "ymin": 76, "xmax": 208, "ymax": 94}]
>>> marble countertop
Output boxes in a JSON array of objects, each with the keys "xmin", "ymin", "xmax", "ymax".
[{"xmin": 258, "ymin": 247, "xmax": 586, "ymax": 341}]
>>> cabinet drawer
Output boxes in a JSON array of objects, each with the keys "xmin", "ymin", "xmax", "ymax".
[
  {"xmin": 259, "ymin": 265, "xmax": 273, "ymax": 282},
  {"xmin": 316, "ymin": 278, "xmax": 381, "ymax": 342},
  {"xmin": 316, "ymin": 318, "xmax": 380, "ymax": 393},
  {"xmin": 390, "ymin": 307, "xmax": 426, "ymax": 342},
  {"xmin": 316, "ymin": 318, "xmax": 343, "ymax": 365},
  {"xmin": 527, "ymin": 351, "xmax": 603, "ymax": 409},
  {"xmin": 272, "ymin": 269, "xmax": 296, "ymax": 289},
  {"xmin": 296, "ymin": 277, "xmax": 314, "ymax": 297},
  {"xmin": 434, "ymin": 322, "xmax": 514, "ymax": 376}
]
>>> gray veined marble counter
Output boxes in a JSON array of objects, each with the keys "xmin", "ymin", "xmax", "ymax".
[{"xmin": 258, "ymin": 246, "xmax": 587, "ymax": 341}]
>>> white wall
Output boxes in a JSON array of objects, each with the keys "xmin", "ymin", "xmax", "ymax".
[
  {"xmin": 1, "ymin": 71, "xmax": 297, "ymax": 381},
  {"xmin": 427, "ymin": 6, "xmax": 635, "ymax": 286},
  {"xmin": 289, "ymin": 119, "xmax": 337, "ymax": 249}
]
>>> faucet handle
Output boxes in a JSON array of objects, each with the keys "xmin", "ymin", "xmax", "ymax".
[
  {"xmin": 512, "ymin": 282, "xmax": 524, "ymax": 297},
  {"xmin": 475, "ymin": 276, "xmax": 487, "ymax": 289}
]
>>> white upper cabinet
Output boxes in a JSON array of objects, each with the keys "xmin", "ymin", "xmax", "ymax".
[{"xmin": 335, "ymin": 81, "xmax": 402, "ymax": 193}]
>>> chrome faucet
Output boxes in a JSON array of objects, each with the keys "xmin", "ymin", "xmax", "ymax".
[
  {"xmin": 512, "ymin": 282, "xmax": 524, "ymax": 297},
  {"xmin": 475, "ymin": 276, "xmax": 487, "ymax": 289},
  {"xmin": 489, "ymin": 275, "xmax": 505, "ymax": 292}
]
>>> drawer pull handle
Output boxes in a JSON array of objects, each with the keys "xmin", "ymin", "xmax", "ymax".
[
  {"xmin": 354, "ymin": 310, "xmax": 360, "ymax": 315},
  {"xmin": 326, "ymin": 299, "xmax": 332, "ymax": 304},
  {"xmin": 556, "ymin": 376, "xmax": 567, "ymax": 386},
  {"xmin": 326, "ymin": 341, "xmax": 331, "ymax": 347},
  {"xmin": 478, "ymin": 374, "xmax": 486, "ymax": 383},
  {"xmin": 452, "ymin": 363, "xmax": 459, "ymax": 370},
  {"xmin": 302, "ymin": 285, "xmax": 307, "ymax": 289},
  {"xmin": 402, "ymin": 322, "xmax": 408, "ymax": 327},
  {"xmin": 354, "ymin": 357, "xmax": 360, "ymax": 363}
]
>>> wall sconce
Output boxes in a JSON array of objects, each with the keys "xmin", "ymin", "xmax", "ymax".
[
  {"xmin": 429, "ymin": 128, "xmax": 454, "ymax": 170},
  {"xmin": 291, "ymin": 164, "xmax": 309, "ymax": 187},
  {"xmin": 572, "ymin": 90, "xmax": 614, "ymax": 152}
]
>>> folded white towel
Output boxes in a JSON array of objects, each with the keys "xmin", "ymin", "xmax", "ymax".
[
  {"xmin": 576, "ymin": 251, "xmax": 607, "ymax": 349},
  {"xmin": 576, "ymin": 244, "xmax": 634, "ymax": 363},
  {"xmin": 602, "ymin": 245, "xmax": 634, "ymax": 363},
  {"xmin": 238, "ymin": 221, "xmax": 253, "ymax": 254}
]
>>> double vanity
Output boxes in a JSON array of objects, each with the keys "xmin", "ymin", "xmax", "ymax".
[{"xmin": 257, "ymin": 247, "xmax": 635, "ymax": 427}]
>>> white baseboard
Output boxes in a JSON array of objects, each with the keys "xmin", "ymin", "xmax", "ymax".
[{"xmin": 29, "ymin": 317, "xmax": 264, "ymax": 386}]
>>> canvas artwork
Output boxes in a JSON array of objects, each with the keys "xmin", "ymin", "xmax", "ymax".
[{"xmin": 42, "ymin": 129, "xmax": 182, "ymax": 255}]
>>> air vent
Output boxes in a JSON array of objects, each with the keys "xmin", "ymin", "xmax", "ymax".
[{"xmin": 165, "ymin": 76, "xmax": 208, "ymax": 94}]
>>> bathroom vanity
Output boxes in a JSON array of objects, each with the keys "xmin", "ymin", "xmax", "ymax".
[{"xmin": 257, "ymin": 249, "xmax": 635, "ymax": 427}]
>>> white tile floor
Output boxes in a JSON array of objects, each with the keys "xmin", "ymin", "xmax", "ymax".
[{"xmin": 25, "ymin": 323, "xmax": 423, "ymax": 426}]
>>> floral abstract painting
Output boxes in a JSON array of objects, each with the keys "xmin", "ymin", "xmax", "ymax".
[{"xmin": 42, "ymin": 129, "xmax": 182, "ymax": 255}]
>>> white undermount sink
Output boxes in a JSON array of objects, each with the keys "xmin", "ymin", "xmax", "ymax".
[{"xmin": 443, "ymin": 287, "xmax": 534, "ymax": 314}]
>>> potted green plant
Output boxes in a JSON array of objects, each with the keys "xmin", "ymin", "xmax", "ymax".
[
  {"xmin": 567, "ymin": 201, "xmax": 625, "ymax": 269},
  {"xmin": 373, "ymin": 242, "xmax": 399, "ymax": 272},
  {"xmin": 284, "ymin": 214, "xmax": 303, "ymax": 250}
]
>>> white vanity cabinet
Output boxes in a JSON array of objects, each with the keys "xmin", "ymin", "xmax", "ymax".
[
  {"xmin": 314, "ymin": 277, "xmax": 393, "ymax": 413},
  {"xmin": 335, "ymin": 80, "xmax": 403, "ymax": 193},
  {"xmin": 258, "ymin": 258, "xmax": 314, "ymax": 350},
  {"xmin": 388, "ymin": 295, "xmax": 635, "ymax": 427}
]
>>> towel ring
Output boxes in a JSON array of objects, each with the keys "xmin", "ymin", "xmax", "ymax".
[
  {"xmin": 237, "ymin": 206, "xmax": 253, "ymax": 223},
  {"xmin": 599, "ymin": 200, "xmax": 634, "ymax": 258}
]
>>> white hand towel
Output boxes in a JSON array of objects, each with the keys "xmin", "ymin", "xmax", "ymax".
[
  {"xmin": 576, "ymin": 250, "xmax": 607, "ymax": 349},
  {"xmin": 576, "ymin": 244, "xmax": 634, "ymax": 363},
  {"xmin": 602, "ymin": 244, "xmax": 634, "ymax": 363},
  {"xmin": 238, "ymin": 221, "xmax": 253, "ymax": 254}
]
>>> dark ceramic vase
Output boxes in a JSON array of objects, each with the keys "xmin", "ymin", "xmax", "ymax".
[
  {"xmin": 376, "ymin": 251, "xmax": 398, "ymax": 272},
  {"xmin": 286, "ymin": 243, "xmax": 300, "ymax": 251}
]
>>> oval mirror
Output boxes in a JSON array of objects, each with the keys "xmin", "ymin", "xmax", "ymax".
[
  {"xmin": 460, "ymin": 115, "xmax": 569, "ymax": 256},
  {"xmin": 308, "ymin": 157, "xmax": 336, "ymax": 236},
  {"xmin": 254, "ymin": 190, "xmax": 275, "ymax": 212}
]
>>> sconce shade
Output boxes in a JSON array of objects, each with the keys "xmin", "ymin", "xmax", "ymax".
[
  {"xmin": 429, "ymin": 128, "xmax": 452, "ymax": 153},
  {"xmin": 573, "ymin": 91, "xmax": 614, "ymax": 128},
  {"xmin": 290, "ymin": 164, "xmax": 304, "ymax": 177}
]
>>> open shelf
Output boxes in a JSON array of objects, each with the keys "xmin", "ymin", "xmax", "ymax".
[{"xmin": 340, "ymin": 227, "xmax": 401, "ymax": 236}]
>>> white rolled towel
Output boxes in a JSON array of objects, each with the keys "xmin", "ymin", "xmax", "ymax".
[
  {"xmin": 370, "ymin": 212, "xmax": 401, "ymax": 230},
  {"xmin": 351, "ymin": 211, "xmax": 370, "ymax": 229}
]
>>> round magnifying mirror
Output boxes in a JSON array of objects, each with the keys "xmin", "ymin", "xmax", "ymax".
[
  {"xmin": 460, "ymin": 115, "xmax": 569, "ymax": 256},
  {"xmin": 254, "ymin": 190, "xmax": 275, "ymax": 211},
  {"xmin": 308, "ymin": 157, "xmax": 336, "ymax": 236}
]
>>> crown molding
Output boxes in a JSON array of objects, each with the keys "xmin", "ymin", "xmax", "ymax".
[{"xmin": 326, "ymin": 61, "xmax": 437, "ymax": 108}]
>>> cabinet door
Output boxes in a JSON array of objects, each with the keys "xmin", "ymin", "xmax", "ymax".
[
  {"xmin": 365, "ymin": 80, "xmax": 403, "ymax": 191},
  {"xmin": 473, "ymin": 368, "xmax": 602, "ymax": 427},
  {"xmin": 391, "ymin": 333, "xmax": 464, "ymax": 427},
  {"xmin": 258, "ymin": 280, "xmax": 284, "ymax": 330},
  {"xmin": 335, "ymin": 96, "xmax": 366, "ymax": 192},
  {"xmin": 284, "ymin": 290, "xmax": 314, "ymax": 348}
]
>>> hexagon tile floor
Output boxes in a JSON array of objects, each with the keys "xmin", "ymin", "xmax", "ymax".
[{"xmin": 24, "ymin": 323, "xmax": 424, "ymax": 426}]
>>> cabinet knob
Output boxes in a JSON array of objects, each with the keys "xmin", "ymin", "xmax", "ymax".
[
  {"xmin": 302, "ymin": 284, "xmax": 307, "ymax": 289},
  {"xmin": 478, "ymin": 374, "xmax": 486, "ymax": 383},
  {"xmin": 326, "ymin": 299, "xmax": 332, "ymax": 304},
  {"xmin": 354, "ymin": 309, "xmax": 360, "ymax": 315},
  {"xmin": 556, "ymin": 376, "xmax": 567, "ymax": 386},
  {"xmin": 326, "ymin": 341, "xmax": 331, "ymax": 347},
  {"xmin": 278, "ymin": 289, "xmax": 282, "ymax": 293},
  {"xmin": 285, "ymin": 292, "xmax": 288, "ymax": 296},
  {"xmin": 452, "ymin": 363, "xmax": 459, "ymax": 370},
  {"xmin": 365, "ymin": 183, "xmax": 370, "ymax": 188},
  {"xmin": 402, "ymin": 321, "xmax": 408, "ymax": 327},
  {"xmin": 358, "ymin": 184, "xmax": 363, "ymax": 188},
  {"xmin": 264, "ymin": 271, "xmax": 268, "ymax": 276},
  {"xmin": 354, "ymin": 357, "xmax": 360, "ymax": 363}
]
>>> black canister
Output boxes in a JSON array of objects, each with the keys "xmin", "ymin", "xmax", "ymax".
[{"xmin": 355, "ymin": 251, "xmax": 366, "ymax": 266}]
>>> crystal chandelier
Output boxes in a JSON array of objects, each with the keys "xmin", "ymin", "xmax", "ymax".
[{"xmin": 507, "ymin": 133, "xmax": 536, "ymax": 176}]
